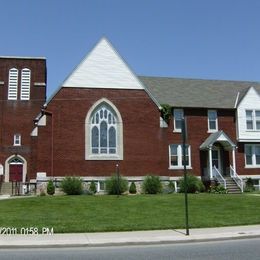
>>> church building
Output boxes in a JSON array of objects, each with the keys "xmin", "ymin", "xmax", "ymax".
[{"xmin": 1, "ymin": 38, "xmax": 260, "ymax": 194}]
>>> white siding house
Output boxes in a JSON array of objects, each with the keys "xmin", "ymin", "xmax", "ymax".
[{"xmin": 237, "ymin": 87, "xmax": 260, "ymax": 142}]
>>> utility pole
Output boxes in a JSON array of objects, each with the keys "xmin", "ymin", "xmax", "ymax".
[{"xmin": 182, "ymin": 117, "xmax": 189, "ymax": 236}]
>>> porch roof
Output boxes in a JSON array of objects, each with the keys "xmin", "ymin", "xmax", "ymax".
[{"xmin": 200, "ymin": 131, "xmax": 236, "ymax": 151}]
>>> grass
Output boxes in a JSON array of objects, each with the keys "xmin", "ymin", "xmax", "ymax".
[{"xmin": 0, "ymin": 194, "xmax": 259, "ymax": 233}]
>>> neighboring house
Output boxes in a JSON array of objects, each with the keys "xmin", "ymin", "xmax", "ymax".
[
  {"xmin": 0, "ymin": 38, "xmax": 260, "ymax": 194},
  {"xmin": 141, "ymin": 76, "xmax": 260, "ymax": 191}
]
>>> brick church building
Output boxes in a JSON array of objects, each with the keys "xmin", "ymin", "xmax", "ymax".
[{"xmin": 1, "ymin": 38, "xmax": 260, "ymax": 193}]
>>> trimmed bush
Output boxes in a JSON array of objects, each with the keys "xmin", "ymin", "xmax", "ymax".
[
  {"xmin": 39, "ymin": 190, "xmax": 46, "ymax": 196},
  {"xmin": 179, "ymin": 174, "xmax": 205, "ymax": 193},
  {"xmin": 89, "ymin": 181, "xmax": 97, "ymax": 194},
  {"xmin": 129, "ymin": 182, "xmax": 137, "ymax": 194},
  {"xmin": 142, "ymin": 175, "xmax": 162, "ymax": 194},
  {"xmin": 61, "ymin": 177, "xmax": 83, "ymax": 195},
  {"xmin": 245, "ymin": 178, "xmax": 255, "ymax": 192},
  {"xmin": 209, "ymin": 184, "xmax": 228, "ymax": 194},
  {"xmin": 47, "ymin": 180, "xmax": 55, "ymax": 195},
  {"xmin": 105, "ymin": 175, "xmax": 128, "ymax": 195}
]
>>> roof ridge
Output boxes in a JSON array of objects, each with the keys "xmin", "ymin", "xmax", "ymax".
[{"xmin": 138, "ymin": 75, "xmax": 260, "ymax": 84}]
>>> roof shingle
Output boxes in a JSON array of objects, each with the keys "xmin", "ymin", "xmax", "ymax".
[{"xmin": 139, "ymin": 76, "xmax": 260, "ymax": 109}]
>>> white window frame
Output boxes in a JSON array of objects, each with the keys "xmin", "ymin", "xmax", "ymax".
[
  {"xmin": 245, "ymin": 144, "xmax": 260, "ymax": 168},
  {"xmin": 245, "ymin": 109, "xmax": 260, "ymax": 131},
  {"xmin": 13, "ymin": 134, "xmax": 21, "ymax": 146},
  {"xmin": 173, "ymin": 109, "xmax": 184, "ymax": 132},
  {"xmin": 8, "ymin": 68, "xmax": 18, "ymax": 100},
  {"xmin": 20, "ymin": 68, "xmax": 31, "ymax": 100},
  {"xmin": 169, "ymin": 144, "xmax": 191, "ymax": 169},
  {"xmin": 208, "ymin": 110, "xmax": 218, "ymax": 132}
]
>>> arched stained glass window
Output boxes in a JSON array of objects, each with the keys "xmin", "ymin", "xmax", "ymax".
[
  {"xmin": 91, "ymin": 126, "xmax": 99, "ymax": 154},
  {"xmin": 90, "ymin": 105, "xmax": 117, "ymax": 155}
]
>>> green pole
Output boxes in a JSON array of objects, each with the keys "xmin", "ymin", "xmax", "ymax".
[
  {"xmin": 116, "ymin": 164, "xmax": 120, "ymax": 197},
  {"xmin": 182, "ymin": 117, "xmax": 189, "ymax": 236}
]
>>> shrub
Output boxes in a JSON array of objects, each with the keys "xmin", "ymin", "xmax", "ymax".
[
  {"xmin": 129, "ymin": 182, "xmax": 137, "ymax": 194},
  {"xmin": 39, "ymin": 190, "xmax": 46, "ymax": 196},
  {"xmin": 179, "ymin": 174, "xmax": 205, "ymax": 193},
  {"xmin": 105, "ymin": 175, "xmax": 128, "ymax": 195},
  {"xmin": 142, "ymin": 175, "xmax": 162, "ymax": 194},
  {"xmin": 61, "ymin": 177, "xmax": 83, "ymax": 195},
  {"xmin": 160, "ymin": 104, "xmax": 172, "ymax": 124},
  {"xmin": 167, "ymin": 180, "xmax": 175, "ymax": 193},
  {"xmin": 244, "ymin": 178, "xmax": 255, "ymax": 192},
  {"xmin": 89, "ymin": 181, "xmax": 97, "ymax": 194},
  {"xmin": 209, "ymin": 184, "xmax": 228, "ymax": 194},
  {"xmin": 47, "ymin": 180, "xmax": 55, "ymax": 195}
]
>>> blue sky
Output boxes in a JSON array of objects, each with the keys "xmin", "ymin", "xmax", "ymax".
[{"xmin": 1, "ymin": 0, "xmax": 259, "ymax": 97}]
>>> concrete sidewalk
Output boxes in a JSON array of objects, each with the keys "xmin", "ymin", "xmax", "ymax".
[{"xmin": 0, "ymin": 225, "xmax": 260, "ymax": 248}]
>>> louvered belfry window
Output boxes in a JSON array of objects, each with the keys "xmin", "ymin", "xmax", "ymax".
[
  {"xmin": 8, "ymin": 68, "xmax": 18, "ymax": 100},
  {"xmin": 20, "ymin": 68, "xmax": 31, "ymax": 100}
]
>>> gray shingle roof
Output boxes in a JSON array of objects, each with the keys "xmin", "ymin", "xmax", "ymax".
[
  {"xmin": 200, "ymin": 131, "xmax": 236, "ymax": 150},
  {"xmin": 139, "ymin": 76, "xmax": 260, "ymax": 109}
]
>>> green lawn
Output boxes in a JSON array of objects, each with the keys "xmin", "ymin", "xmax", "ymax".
[{"xmin": 0, "ymin": 194, "xmax": 259, "ymax": 233}]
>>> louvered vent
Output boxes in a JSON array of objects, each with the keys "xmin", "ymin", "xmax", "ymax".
[
  {"xmin": 20, "ymin": 68, "xmax": 31, "ymax": 100},
  {"xmin": 8, "ymin": 68, "xmax": 18, "ymax": 100}
]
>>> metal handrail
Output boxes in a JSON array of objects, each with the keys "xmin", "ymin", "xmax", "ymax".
[
  {"xmin": 230, "ymin": 165, "xmax": 244, "ymax": 192},
  {"xmin": 212, "ymin": 166, "xmax": 226, "ymax": 189}
]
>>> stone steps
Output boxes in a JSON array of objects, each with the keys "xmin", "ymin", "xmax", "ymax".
[{"xmin": 0, "ymin": 182, "xmax": 22, "ymax": 195}]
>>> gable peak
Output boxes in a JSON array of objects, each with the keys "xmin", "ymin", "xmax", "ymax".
[{"xmin": 62, "ymin": 37, "xmax": 144, "ymax": 90}]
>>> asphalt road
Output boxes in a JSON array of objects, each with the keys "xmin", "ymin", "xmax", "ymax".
[{"xmin": 0, "ymin": 238, "xmax": 259, "ymax": 260}]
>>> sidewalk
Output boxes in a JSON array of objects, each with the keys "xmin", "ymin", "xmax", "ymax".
[{"xmin": 0, "ymin": 225, "xmax": 260, "ymax": 248}]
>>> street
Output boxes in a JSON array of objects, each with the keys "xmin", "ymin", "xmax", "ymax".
[{"xmin": 0, "ymin": 237, "xmax": 259, "ymax": 259}]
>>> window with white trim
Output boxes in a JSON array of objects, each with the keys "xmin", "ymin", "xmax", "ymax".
[
  {"xmin": 169, "ymin": 144, "xmax": 191, "ymax": 169},
  {"xmin": 173, "ymin": 109, "xmax": 183, "ymax": 132},
  {"xmin": 86, "ymin": 99, "xmax": 123, "ymax": 160},
  {"xmin": 8, "ymin": 68, "xmax": 18, "ymax": 100},
  {"xmin": 90, "ymin": 105, "xmax": 117, "ymax": 155},
  {"xmin": 245, "ymin": 144, "xmax": 260, "ymax": 167},
  {"xmin": 246, "ymin": 110, "xmax": 260, "ymax": 131},
  {"xmin": 13, "ymin": 134, "xmax": 21, "ymax": 146},
  {"xmin": 208, "ymin": 110, "xmax": 218, "ymax": 132},
  {"xmin": 20, "ymin": 68, "xmax": 31, "ymax": 100}
]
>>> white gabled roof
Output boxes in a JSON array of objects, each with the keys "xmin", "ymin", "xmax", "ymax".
[{"xmin": 62, "ymin": 38, "xmax": 144, "ymax": 90}]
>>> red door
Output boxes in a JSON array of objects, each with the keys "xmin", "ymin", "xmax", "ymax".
[{"xmin": 9, "ymin": 165, "xmax": 23, "ymax": 182}]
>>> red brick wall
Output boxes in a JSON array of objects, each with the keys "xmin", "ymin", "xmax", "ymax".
[
  {"xmin": 0, "ymin": 58, "xmax": 46, "ymax": 180},
  {"xmin": 237, "ymin": 143, "xmax": 260, "ymax": 176},
  {"xmin": 166, "ymin": 108, "xmax": 238, "ymax": 177},
  {"xmin": 32, "ymin": 87, "xmax": 170, "ymax": 178},
  {"xmin": 32, "ymin": 87, "xmax": 259, "ymax": 179}
]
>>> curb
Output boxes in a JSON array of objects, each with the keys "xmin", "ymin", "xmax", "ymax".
[{"xmin": 0, "ymin": 233, "xmax": 259, "ymax": 249}]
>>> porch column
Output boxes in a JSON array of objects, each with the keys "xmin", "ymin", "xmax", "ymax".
[
  {"xmin": 232, "ymin": 147, "xmax": 236, "ymax": 173},
  {"xmin": 209, "ymin": 147, "xmax": 213, "ymax": 179}
]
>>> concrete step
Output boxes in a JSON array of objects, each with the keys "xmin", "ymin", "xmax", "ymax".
[
  {"xmin": 223, "ymin": 177, "xmax": 242, "ymax": 194},
  {"xmin": 0, "ymin": 183, "xmax": 12, "ymax": 195}
]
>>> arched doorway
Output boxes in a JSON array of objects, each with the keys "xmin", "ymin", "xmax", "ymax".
[
  {"xmin": 9, "ymin": 157, "xmax": 23, "ymax": 182},
  {"xmin": 4, "ymin": 155, "xmax": 27, "ymax": 183}
]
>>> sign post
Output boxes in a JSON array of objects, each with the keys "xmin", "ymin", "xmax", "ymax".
[{"xmin": 116, "ymin": 164, "xmax": 120, "ymax": 197}]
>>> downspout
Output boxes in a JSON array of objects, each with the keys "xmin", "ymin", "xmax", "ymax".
[{"xmin": 41, "ymin": 108, "xmax": 54, "ymax": 179}]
